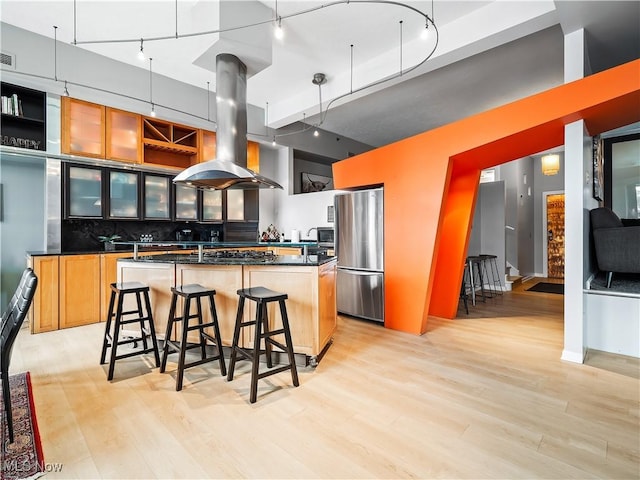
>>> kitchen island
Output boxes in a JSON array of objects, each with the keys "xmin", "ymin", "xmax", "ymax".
[{"xmin": 117, "ymin": 252, "xmax": 337, "ymax": 365}]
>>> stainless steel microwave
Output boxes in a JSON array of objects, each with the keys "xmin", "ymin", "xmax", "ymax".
[{"xmin": 316, "ymin": 227, "xmax": 334, "ymax": 247}]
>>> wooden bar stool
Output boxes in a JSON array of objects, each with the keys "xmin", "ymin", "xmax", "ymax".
[
  {"xmin": 227, "ymin": 286, "xmax": 299, "ymax": 403},
  {"xmin": 100, "ymin": 282, "xmax": 160, "ymax": 381},
  {"xmin": 160, "ymin": 284, "xmax": 227, "ymax": 391}
]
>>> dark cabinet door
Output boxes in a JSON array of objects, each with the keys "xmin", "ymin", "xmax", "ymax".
[
  {"xmin": 65, "ymin": 164, "xmax": 104, "ymax": 219},
  {"xmin": 107, "ymin": 170, "xmax": 140, "ymax": 219},
  {"xmin": 175, "ymin": 183, "xmax": 198, "ymax": 221},
  {"xmin": 143, "ymin": 174, "xmax": 171, "ymax": 220}
]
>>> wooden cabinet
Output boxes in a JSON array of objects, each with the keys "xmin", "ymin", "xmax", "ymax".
[
  {"xmin": 318, "ymin": 260, "xmax": 337, "ymax": 353},
  {"xmin": 28, "ymin": 253, "xmax": 103, "ymax": 333},
  {"xmin": 0, "ymin": 82, "xmax": 46, "ymax": 151},
  {"xmin": 28, "ymin": 255, "xmax": 60, "ymax": 333},
  {"xmin": 243, "ymin": 260, "xmax": 337, "ymax": 357},
  {"xmin": 59, "ymin": 254, "xmax": 101, "ymax": 329},
  {"xmin": 106, "ymin": 107, "xmax": 142, "ymax": 163},
  {"xmin": 117, "ymin": 261, "xmax": 176, "ymax": 340},
  {"xmin": 142, "ymin": 117, "xmax": 198, "ymax": 170},
  {"xmin": 175, "ymin": 264, "xmax": 243, "ymax": 345},
  {"xmin": 62, "ymin": 97, "xmax": 105, "ymax": 158},
  {"xmin": 100, "ymin": 252, "xmax": 134, "ymax": 321},
  {"xmin": 199, "ymin": 129, "xmax": 216, "ymax": 161},
  {"xmin": 62, "ymin": 98, "xmax": 143, "ymax": 163},
  {"xmin": 247, "ymin": 140, "xmax": 260, "ymax": 172}
]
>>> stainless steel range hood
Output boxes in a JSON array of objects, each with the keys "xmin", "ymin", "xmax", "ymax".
[{"xmin": 174, "ymin": 53, "xmax": 282, "ymax": 190}]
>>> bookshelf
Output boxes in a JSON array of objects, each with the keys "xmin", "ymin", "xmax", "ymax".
[{"xmin": 0, "ymin": 82, "xmax": 46, "ymax": 151}]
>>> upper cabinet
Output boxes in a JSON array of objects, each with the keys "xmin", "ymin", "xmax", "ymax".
[
  {"xmin": 0, "ymin": 82, "xmax": 47, "ymax": 151},
  {"xmin": 106, "ymin": 107, "xmax": 142, "ymax": 163},
  {"xmin": 142, "ymin": 117, "xmax": 198, "ymax": 170},
  {"xmin": 62, "ymin": 97, "xmax": 106, "ymax": 158},
  {"xmin": 60, "ymin": 98, "xmax": 261, "ymax": 175},
  {"xmin": 62, "ymin": 98, "xmax": 142, "ymax": 162},
  {"xmin": 199, "ymin": 129, "xmax": 216, "ymax": 162}
]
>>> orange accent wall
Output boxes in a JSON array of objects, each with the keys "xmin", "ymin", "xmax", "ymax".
[{"xmin": 333, "ymin": 59, "xmax": 640, "ymax": 334}]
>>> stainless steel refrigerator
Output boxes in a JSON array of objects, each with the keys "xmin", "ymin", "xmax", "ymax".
[{"xmin": 334, "ymin": 188, "xmax": 384, "ymax": 323}]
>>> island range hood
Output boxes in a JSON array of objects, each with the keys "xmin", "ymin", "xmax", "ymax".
[{"xmin": 173, "ymin": 53, "xmax": 282, "ymax": 190}]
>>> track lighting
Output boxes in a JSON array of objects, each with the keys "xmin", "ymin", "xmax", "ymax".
[
  {"xmin": 150, "ymin": 104, "xmax": 156, "ymax": 117},
  {"xmin": 138, "ymin": 38, "xmax": 145, "ymax": 61},
  {"xmin": 313, "ymin": 129, "xmax": 319, "ymax": 137},
  {"xmin": 421, "ymin": 23, "xmax": 429, "ymax": 40},
  {"xmin": 63, "ymin": 81, "xmax": 69, "ymax": 96},
  {"xmin": 272, "ymin": 137, "xmax": 277, "ymax": 146}
]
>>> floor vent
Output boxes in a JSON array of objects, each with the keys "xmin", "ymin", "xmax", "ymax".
[{"xmin": 1, "ymin": 52, "xmax": 16, "ymax": 69}]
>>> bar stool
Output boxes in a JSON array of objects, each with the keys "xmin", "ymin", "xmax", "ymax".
[
  {"xmin": 459, "ymin": 262, "xmax": 469, "ymax": 314},
  {"xmin": 479, "ymin": 254, "xmax": 503, "ymax": 295},
  {"xmin": 466, "ymin": 256, "xmax": 488, "ymax": 306},
  {"xmin": 160, "ymin": 284, "xmax": 227, "ymax": 391},
  {"xmin": 227, "ymin": 286, "xmax": 299, "ymax": 403},
  {"xmin": 100, "ymin": 282, "xmax": 160, "ymax": 381}
]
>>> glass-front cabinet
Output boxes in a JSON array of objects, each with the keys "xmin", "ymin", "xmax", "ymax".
[
  {"xmin": 66, "ymin": 165, "xmax": 104, "ymax": 218},
  {"xmin": 143, "ymin": 174, "xmax": 171, "ymax": 220},
  {"xmin": 202, "ymin": 189, "xmax": 223, "ymax": 222},
  {"xmin": 175, "ymin": 183, "xmax": 198, "ymax": 221},
  {"xmin": 226, "ymin": 189, "xmax": 245, "ymax": 221},
  {"xmin": 108, "ymin": 170, "xmax": 139, "ymax": 219}
]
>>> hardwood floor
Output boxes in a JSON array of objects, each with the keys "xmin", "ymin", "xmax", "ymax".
[{"xmin": 10, "ymin": 289, "xmax": 639, "ymax": 479}]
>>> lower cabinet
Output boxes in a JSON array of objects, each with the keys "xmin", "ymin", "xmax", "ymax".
[
  {"xmin": 29, "ymin": 252, "xmax": 131, "ymax": 333},
  {"xmin": 59, "ymin": 254, "xmax": 101, "ymax": 329},
  {"xmin": 28, "ymin": 255, "xmax": 60, "ymax": 333}
]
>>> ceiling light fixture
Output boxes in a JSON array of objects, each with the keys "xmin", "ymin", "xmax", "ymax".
[
  {"xmin": 63, "ymin": 80, "xmax": 70, "ymax": 96},
  {"xmin": 274, "ymin": 17, "xmax": 284, "ymax": 40},
  {"xmin": 69, "ymin": 0, "xmax": 439, "ymax": 141},
  {"xmin": 138, "ymin": 38, "xmax": 145, "ymax": 61},
  {"xmin": 541, "ymin": 154, "xmax": 560, "ymax": 176}
]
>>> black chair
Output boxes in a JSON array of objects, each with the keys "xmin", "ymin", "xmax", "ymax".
[{"xmin": 1, "ymin": 268, "xmax": 38, "ymax": 444}]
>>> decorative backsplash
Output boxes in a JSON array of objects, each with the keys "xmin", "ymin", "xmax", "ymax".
[{"xmin": 62, "ymin": 219, "xmax": 224, "ymax": 252}]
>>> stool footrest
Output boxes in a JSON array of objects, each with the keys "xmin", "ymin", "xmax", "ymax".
[
  {"xmin": 256, "ymin": 364, "xmax": 295, "ymax": 380},
  {"xmin": 114, "ymin": 347, "xmax": 157, "ymax": 361},
  {"xmin": 117, "ymin": 316, "xmax": 153, "ymax": 325}
]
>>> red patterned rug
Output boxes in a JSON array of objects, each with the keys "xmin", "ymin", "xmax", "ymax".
[{"xmin": 1, "ymin": 372, "xmax": 44, "ymax": 480}]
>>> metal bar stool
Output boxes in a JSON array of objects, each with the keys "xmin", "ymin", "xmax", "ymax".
[
  {"xmin": 160, "ymin": 284, "xmax": 227, "ymax": 391},
  {"xmin": 466, "ymin": 256, "xmax": 488, "ymax": 306},
  {"xmin": 459, "ymin": 262, "xmax": 469, "ymax": 314},
  {"xmin": 480, "ymin": 254, "xmax": 503, "ymax": 295},
  {"xmin": 100, "ymin": 281, "xmax": 160, "ymax": 381},
  {"xmin": 227, "ymin": 286, "xmax": 299, "ymax": 403}
]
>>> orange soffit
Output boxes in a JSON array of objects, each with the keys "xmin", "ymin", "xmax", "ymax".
[{"xmin": 332, "ymin": 59, "xmax": 640, "ymax": 335}]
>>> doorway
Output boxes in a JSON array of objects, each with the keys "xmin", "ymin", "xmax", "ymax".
[{"xmin": 543, "ymin": 192, "xmax": 565, "ymax": 279}]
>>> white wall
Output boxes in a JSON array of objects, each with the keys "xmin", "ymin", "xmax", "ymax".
[
  {"xmin": 585, "ymin": 293, "xmax": 640, "ymax": 357},
  {"xmin": 259, "ymin": 144, "xmax": 338, "ymax": 240}
]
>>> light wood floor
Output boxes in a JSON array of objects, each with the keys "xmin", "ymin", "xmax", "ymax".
[{"xmin": 10, "ymin": 288, "xmax": 639, "ymax": 479}]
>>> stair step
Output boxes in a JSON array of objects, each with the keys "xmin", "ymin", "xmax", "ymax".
[{"xmin": 507, "ymin": 275, "xmax": 523, "ymax": 286}]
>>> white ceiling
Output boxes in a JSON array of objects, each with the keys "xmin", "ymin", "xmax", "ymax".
[{"xmin": 1, "ymin": 0, "xmax": 639, "ymax": 150}]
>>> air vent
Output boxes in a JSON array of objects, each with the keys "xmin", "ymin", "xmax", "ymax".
[{"xmin": 1, "ymin": 52, "xmax": 16, "ymax": 70}]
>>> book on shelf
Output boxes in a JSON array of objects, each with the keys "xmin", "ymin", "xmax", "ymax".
[{"xmin": 1, "ymin": 94, "xmax": 23, "ymax": 116}]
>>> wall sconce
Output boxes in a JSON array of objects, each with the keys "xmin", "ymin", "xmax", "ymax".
[{"xmin": 541, "ymin": 154, "xmax": 560, "ymax": 176}]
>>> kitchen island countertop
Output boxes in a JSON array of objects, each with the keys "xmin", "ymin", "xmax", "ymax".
[{"xmin": 120, "ymin": 253, "xmax": 335, "ymax": 267}]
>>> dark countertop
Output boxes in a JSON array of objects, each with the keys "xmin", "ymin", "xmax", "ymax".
[
  {"xmin": 119, "ymin": 253, "xmax": 336, "ymax": 267},
  {"xmin": 26, "ymin": 241, "xmax": 320, "ymax": 258}
]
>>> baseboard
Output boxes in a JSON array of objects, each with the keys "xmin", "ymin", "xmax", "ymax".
[{"xmin": 561, "ymin": 348, "xmax": 586, "ymax": 364}]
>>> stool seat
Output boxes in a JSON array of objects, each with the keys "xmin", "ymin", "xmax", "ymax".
[
  {"xmin": 111, "ymin": 281, "xmax": 149, "ymax": 292},
  {"xmin": 161, "ymin": 283, "xmax": 226, "ymax": 391},
  {"xmin": 100, "ymin": 281, "xmax": 160, "ymax": 381},
  {"xmin": 173, "ymin": 283, "xmax": 216, "ymax": 297},
  {"xmin": 228, "ymin": 286, "xmax": 299, "ymax": 403},
  {"xmin": 237, "ymin": 286, "xmax": 288, "ymax": 302}
]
